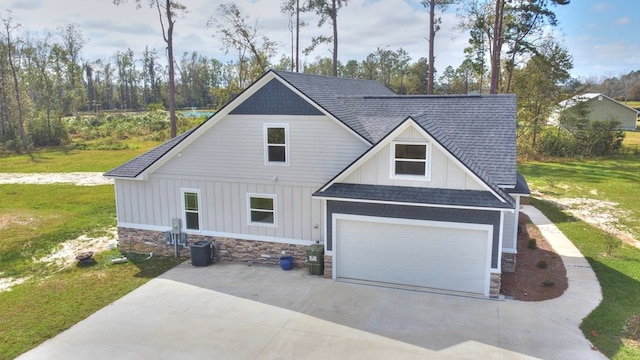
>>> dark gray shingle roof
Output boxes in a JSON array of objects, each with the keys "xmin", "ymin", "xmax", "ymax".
[
  {"xmin": 314, "ymin": 183, "xmax": 513, "ymax": 209},
  {"xmin": 273, "ymin": 70, "xmax": 395, "ymax": 140}
]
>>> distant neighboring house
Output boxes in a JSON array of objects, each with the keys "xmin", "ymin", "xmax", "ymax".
[
  {"xmin": 104, "ymin": 70, "xmax": 529, "ymax": 298},
  {"xmin": 549, "ymin": 93, "xmax": 638, "ymax": 130}
]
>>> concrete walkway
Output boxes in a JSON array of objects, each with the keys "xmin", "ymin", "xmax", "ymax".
[{"xmin": 16, "ymin": 206, "xmax": 606, "ymax": 360}]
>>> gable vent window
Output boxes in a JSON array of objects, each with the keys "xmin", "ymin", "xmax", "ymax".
[
  {"xmin": 392, "ymin": 142, "xmax": 430, "ymax": 179},
  {"xmin": 264, "ymin": 124, "xmax": 289, "ymax": 165}
]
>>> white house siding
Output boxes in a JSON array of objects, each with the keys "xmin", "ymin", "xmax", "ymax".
[
  {"xmin": 115, "ymin": 176, "xmax": 324, "ymax": 243},
  {"xmin": 501, "ymin": 203, "xmax": 516, "ymax": 252},
  {"xmin": 343, "ymin": 127, "xmax": 483, "ymax": 190},
  {"xmin": 114, "ymin": 114, "xmax": 368, "ymax": 244},
  {"xmin": 155, "ymin": 114, "xmax": 369, "ymax": 184}
]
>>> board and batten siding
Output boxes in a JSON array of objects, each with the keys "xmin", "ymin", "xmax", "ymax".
[
  {"xmin": 116, "ymin": 177, "xmax": 324, "ymax": 243},
  {"xmin": 156, "ymin": 114, "xmax": 369, "ymax": 185},
  {"xmin": 343, "ymin": 127, "xmax": 483, "ymax": 190},
  {"xmin": 115, "ymin": 113, "xmax": 368, "ymax": 244}
]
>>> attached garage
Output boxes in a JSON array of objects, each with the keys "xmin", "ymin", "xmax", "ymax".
[{"xmin": 333, "ymin": 214, "xmax": 493, "ymax": 296}]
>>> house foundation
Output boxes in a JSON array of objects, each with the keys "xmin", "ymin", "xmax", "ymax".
[
  {"xmin": 117, "ymin": 227, "xmax": 309, "ymax": 269},
  {"xmin": 501, "ymin": 253, "xmax": 517, "ymax": 273}
]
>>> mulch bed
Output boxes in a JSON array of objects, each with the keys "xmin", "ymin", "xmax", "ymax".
[{"xmin": 500, "ymin": 213, "xmax": 568, "ymax": 301}]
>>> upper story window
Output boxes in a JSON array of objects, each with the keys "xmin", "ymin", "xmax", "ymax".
[
  {"xmin": 264, "ymin": 124, "xmax": 289, "ymax": 165},
  {"xmin": 247, "ymin": 194, "xmax": 277, "ymax": 227},
  {"xmin": 182, "ymin": 189, "xmax": 201, "ymax": 231},
  {"xmin": 392, "ymin": 142, "xmax": 430, "ymax": 180}
]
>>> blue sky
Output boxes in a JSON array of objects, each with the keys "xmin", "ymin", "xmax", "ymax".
[
  {"xmin": 552, "ymin": 0, "xmax": 639, "ymax": 79},
  {"xmin": 2, "ymin": 0, "xmax": 638, "ymax": 81}
]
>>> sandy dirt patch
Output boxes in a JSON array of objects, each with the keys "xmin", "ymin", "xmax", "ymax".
[
  {"xmin": 0, "ymin": 172, "xmax": 113, "ymax": 186},
  {"xmin": 532, "ymin": 190, "xmax": 640, "ymax": 248},
  {"xmin": 37, "ymin": 227, "xmax": 119, "ymax": 268},
  {"xmin": 0, "ymin": 213, "xmax": 37, "ymax": 229}
]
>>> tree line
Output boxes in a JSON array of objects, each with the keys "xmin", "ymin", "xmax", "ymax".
[{"xmin": 1, "ymin": 1, "xmax": 636, "ymax": 156}]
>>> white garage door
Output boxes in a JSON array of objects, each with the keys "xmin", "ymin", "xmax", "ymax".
[{"xmin": 335, "ymin": 215, "xmax": 492, "ymax": 295}]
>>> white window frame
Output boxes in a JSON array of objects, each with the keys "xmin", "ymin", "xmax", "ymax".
[
  {"xmin": 263, "ymin": 123, "xmax": 290, "ymax": 166},
  {"xmin": 390, "ymin": 141, "xmax": 431, "ymax": 181},
  {"xmin": 181, "ymin": 188, "xmax": 202, "ymax": 232},
  {"xmin": 247, "ymin": 193, "xmax": 278, "ymax": 228}
]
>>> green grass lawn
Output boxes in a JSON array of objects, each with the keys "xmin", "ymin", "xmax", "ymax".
[
  {"xmin": 520, "ymin": 155, "xmax": 640, "ymax": 359},
  {"xmin": 0, "ymin": 185, "xmax": 116, "ymax": 276},
  {"xmin": 0, "ymin": 140, "xmax": 159, "ymax": 173},
  {"xmin": 0, "ymin": 182, "xmax": 182, "ymax": 358}
]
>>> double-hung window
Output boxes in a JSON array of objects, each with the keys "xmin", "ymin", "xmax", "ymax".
[
  {"xmin": 264, "ymin": 124, "xmax": 289, "ymax": 165},
  {"xmin": 392, "ymin": 142, "xmax": 430, "ymax": 179},
  {"xmin": 247, "ymin": 194, "xmax": 277, "ymax": 227},
  {"xmin": 182, "ymin": 189, "xmax": 201, "ymax": 231}
]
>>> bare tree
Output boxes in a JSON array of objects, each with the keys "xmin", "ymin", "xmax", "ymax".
[
  {"xmin": 305, "ymin": 0, "xmax": 348, "ymax": 77},
  {"xmin": 281, "ymin": 0, "xmax": 307, "ymax": 72},
  {"xmin": 113, "ymin": 0, "xmax": 186, "ymax": 138},
  {"xmin": 422, "ymin": 0, "xmax": 456, "ymax": 94},
  {"xmin": 210, "ymin": 3, "xmax": 278, "ymax": 87}
]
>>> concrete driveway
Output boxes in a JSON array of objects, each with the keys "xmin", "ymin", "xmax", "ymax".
[{"xmin": 17, "ymin": 206, "xmax": 607, "ymax": 360}]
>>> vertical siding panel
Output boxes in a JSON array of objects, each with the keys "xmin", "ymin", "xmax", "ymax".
[
  {"xmin": 301, "ymin": 187, "xmax": 312, "ymax": 240},
  {"xmin": 168, "ymin": 180, "xmax": 179, "ymax": 222},
  {"xmin": 116, "ymin": 182, "xmax": 127, "ymax": 223},
  {"xmin": 232, "ymin": 183, "xmax": 242, "ymax": 234},
  {"xmin": 144, "ymin": 183, "xmax": 154, "ymax": 225},
  {"xmin": 214, "ymin": 182, "xmax": 224, "ymax": 230},
  {"xmin": 205, "ymin": 181, "xmax": 215, "ymax": 230},
  {"xmin": 238, "ymin": 183, "xmax": 249, "ymax": 236},
  {"xmin": 312, "ymin": 198, "xmax": 323, "ymax": 242},
  {"xmin": 282, "ymin": 186, "xmax": 292, "ymax": 238},
  {"xmin": 223, "ymin": 182, "xmax": 233, "ymax": 231}
]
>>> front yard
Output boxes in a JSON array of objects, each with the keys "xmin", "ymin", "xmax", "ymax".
[{"xmin": 520, "ymin": 146, "xmax": 640, "ymax": 359}]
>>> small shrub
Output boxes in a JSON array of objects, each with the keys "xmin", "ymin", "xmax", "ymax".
[
  {"xmin": 543, "ymin": 280, "xmax": 555, "ymax": 287},
  {"xmin": 528, "ymin": 238, "xmax": 537, "ymax": 249},
  {"xmin": 625, "ymin": 313, "xmax": 640, "ymax": 340},
  {"xmin": 537, "ymin": 260, "xmax": 548, "ymax": 269}
]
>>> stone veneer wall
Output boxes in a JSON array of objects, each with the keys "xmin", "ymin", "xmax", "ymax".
[
  {"xmin": 323, "ymin": 255, "xmax": 333, "ymax": 279},
  {"xmin": 117, "ymin": 227, "xmax": 309, "ymax": 268},
  {"xmin": 501, "ymin": 253, "xmax": 517, "ymax": 273},
  {"xmin": 490, "ymin": 273, "xmax": 501, "ymax": 298}
]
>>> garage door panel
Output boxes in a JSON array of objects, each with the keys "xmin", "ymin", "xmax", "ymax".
[{"xmin": 336, "ymin": 217, "xmax": 490, "ymax": 295}]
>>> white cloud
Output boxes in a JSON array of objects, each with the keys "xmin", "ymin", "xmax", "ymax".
[{"xmin": 616, "ymin": 17, "xmax": 631, "ymax": 26}]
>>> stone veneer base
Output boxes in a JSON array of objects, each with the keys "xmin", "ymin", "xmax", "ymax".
[
  {"xmin": 117, "ymin": 227, "xmax": 312, "ymax": 269},
  {"xmin": 501, "ymin": 253, "xmax": 517, "ymax": 273}
]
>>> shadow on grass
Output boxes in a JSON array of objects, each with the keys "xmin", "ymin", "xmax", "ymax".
[
  {"xmin": 519, "ymin": 156, "xmax": 640, "ymax": 185},
  {"xmin": 119, "ymin": 252, "xmax": 185, "ymax": 279}
]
